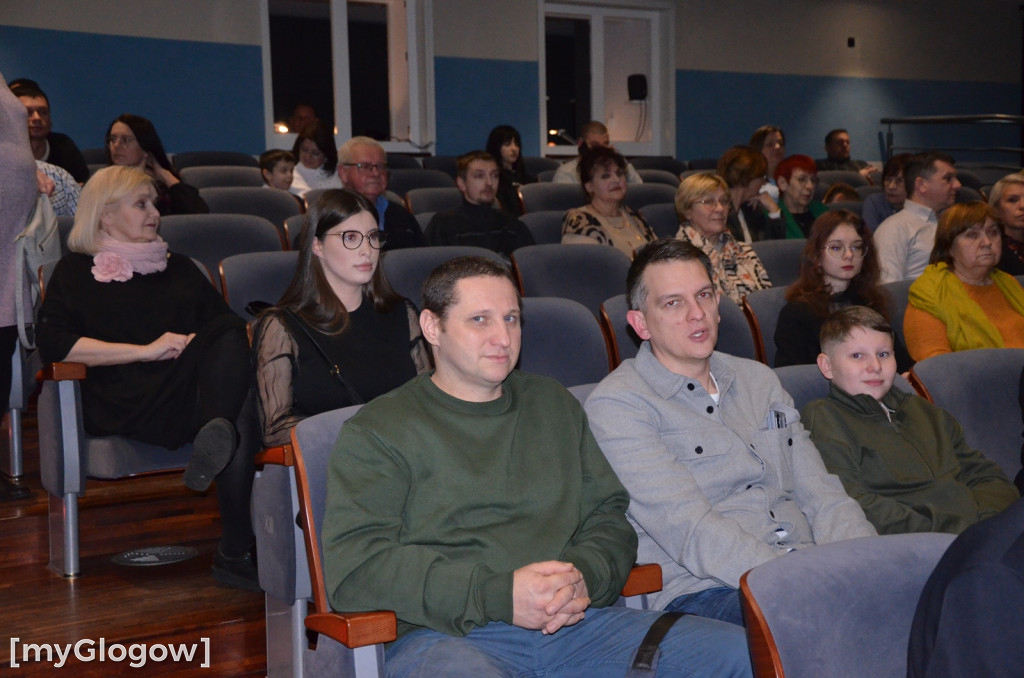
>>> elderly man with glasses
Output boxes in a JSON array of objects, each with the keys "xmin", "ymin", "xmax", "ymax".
[{"xmin": 337, "ymin": 136, "xmax": 426, "ymax": 250}]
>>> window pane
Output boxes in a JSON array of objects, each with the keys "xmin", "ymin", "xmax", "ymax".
[
  {"xmin": 270, "ymin": 3, "xmax": 335, "ymax": 131},
  {"xmin": 348, "ymin": 2, "xmax": 391, "ymax": 140},
  {"xmin": 603, "ymin": 16, "xmax": 651, "ymax": 144},
  {"xmin": 545, "ymin": 16, "xmax": 591, "ymax": 147}
]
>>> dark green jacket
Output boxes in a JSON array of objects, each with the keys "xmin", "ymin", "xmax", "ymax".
[{"xmin": 802, "ymin": 384, "xmax": 1019, "ymax": 535}]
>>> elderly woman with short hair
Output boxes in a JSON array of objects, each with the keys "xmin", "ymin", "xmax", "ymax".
[
  {"xmin": 905, "ymin": 200, "xmax": 1024, "ymax": 360},
  {"xmin": 36, "ymin": 165, "xmax": 256, "ymax": 590},
  {"xmin": 674, "ymin": 172, "xmax": 772, "ymax": 305}
]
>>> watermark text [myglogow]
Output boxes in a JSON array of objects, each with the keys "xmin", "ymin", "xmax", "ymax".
[{"xmin": 10, "ymin": 637, "xmax": 210, "ymax": 669}]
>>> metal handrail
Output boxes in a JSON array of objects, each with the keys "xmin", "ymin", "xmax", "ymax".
[{"xmin": 880, "ymin": 114, "xmax": 1024, "ymax": 162}]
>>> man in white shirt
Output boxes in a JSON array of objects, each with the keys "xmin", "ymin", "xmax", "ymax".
[{"xmin": 874, "ymin": 152, "xmax": 961, "ymax": 283}]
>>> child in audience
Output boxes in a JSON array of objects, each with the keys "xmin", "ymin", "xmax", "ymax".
[
  {"xmin": 802, "ymin": 305, "xmax": 1019, "ymax": 535},
  {"xmin": 259, "ymin": 149, "xmax": 296, "ymax": 192}
]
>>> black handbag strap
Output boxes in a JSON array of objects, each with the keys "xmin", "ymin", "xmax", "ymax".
[
  {"xmin": 283, "ymin": 309, "xmax": 364, "ymax": 405},
  {"xmin": 626, "ymin": 611, "xmax": 687, "ymax": 676}
]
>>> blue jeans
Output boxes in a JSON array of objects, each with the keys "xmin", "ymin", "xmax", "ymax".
[
  {"xmin": 384, "ymin": 605, "xmax": 751, "ymax": 677},
  {"xmin": 665, "ymin": 587, "xmax": 745, "ymax": 627}
]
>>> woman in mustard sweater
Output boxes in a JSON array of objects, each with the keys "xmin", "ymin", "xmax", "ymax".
[{"xmin": 905, "ymin": 200, "xmax": 1024, "ymax": 360}]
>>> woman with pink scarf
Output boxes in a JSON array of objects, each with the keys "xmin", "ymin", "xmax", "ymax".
[{"xmin": 35, "ymin": 166, "xmax": 257, "ymax": 591}]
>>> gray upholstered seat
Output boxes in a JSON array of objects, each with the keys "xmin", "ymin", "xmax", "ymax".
[
  {"xmin": 219, "ymin": 251, "xmax": 299, "ymax": 320},
  {"xmin": 639, "ymin": 202, "xmax": 681, "ymax": 240},
  {"xmin": 519, "ymin": 210, "xmax": 565, "ymax": 245},
  {"xmin": 172, "ymin": 150, "xmax": 259, "ymax": 170},
  {"xmin": 387, "ymin": 169, "xmax": 455, "ymax": 198},
  {"xmin": 380, "ymin": 245, "xmax": 504, "ymax": 307},
  {"xmin": 199, "ymin": 186, "xmax": 303, "ymax": 242},
  {"xmin": 511, "ymin": 243, "xmax": 630, "ymax": 317},
  {"xmin": 519, "ymin": 297, "xmax": 610, "ymax": 386},
  {"xmin": 180, "ymin": 165, "xmax": 264, "ymax": 189},
  {"xmin": 741, "ymin": 286, "xmax": 789, "ymax": 366},
  {"xmin": 519, "ymin": 183, "xmax": 586, "ymax": 213},
  {"xmin": 741, "ymin": 532, "xmax": 955, "ymax": 678},
  {"xmin": 624, "ymin": 183, "xmax": 678, "ymax": 211},
  {"xmin": 909, "ymin": 348, "xmax": 1024, "ymax": 480},
  {"xmin": 404, "ymin": 186, "xmax": 462, "ymax": 215},
  {"xmin": 750, "ymin": 238, "xmax": 806, "ymax": 288}
]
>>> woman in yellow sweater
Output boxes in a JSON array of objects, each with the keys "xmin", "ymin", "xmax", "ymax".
[{"xmin": 905, "ymin": 200, "xmax": 1024, "ymax": 360}]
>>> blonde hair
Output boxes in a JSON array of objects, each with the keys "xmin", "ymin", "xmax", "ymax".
[
  {"xmin": 675, "ymin": 172, "xmax": 731, "ymax": 222},
  {"xmin": 988, "ymin": 172, "xmax": 1024, "ymax": 211},
  {"xmin": 68, "ymin": 166, "xmax": 155, "ymax": 254}
]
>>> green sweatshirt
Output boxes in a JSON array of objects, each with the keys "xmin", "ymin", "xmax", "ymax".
[
  {"xmin": 802, "ymin": 383, "xmax": 1019, "ymax": 535},
  {"xmin": 321, "ymin": 371, "xmax": 637, "ymax": 639}
]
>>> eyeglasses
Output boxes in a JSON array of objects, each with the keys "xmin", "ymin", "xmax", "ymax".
[
  {"xmin": 824, "ymin": 241, "xmax": 868, "ymax": 259},
  {"xmin": 106, "ymin": 134, "xmax": 138, "ymax": 148},
  {"xmin": 695, "ymin": 197, "xmax": 731, "ymax": 209},
  {"xmin": 343, "ymin": 162, "xmax": 389, "ymax": 175},
  {"xmin": 327, "ymin": 229, "xmax": 387, "ymax": 249}
]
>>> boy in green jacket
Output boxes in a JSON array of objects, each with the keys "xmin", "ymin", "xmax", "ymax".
[{"xmin": 802, "ymin": 305, "xmax": 1018, "ymax": 534}]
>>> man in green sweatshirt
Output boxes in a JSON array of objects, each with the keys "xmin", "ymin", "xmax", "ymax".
[{"xmin": 320, "ymin": 256, "xmax": 751, "ymax": 677}]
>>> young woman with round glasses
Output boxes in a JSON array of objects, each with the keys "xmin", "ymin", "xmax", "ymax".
[
  {"xmin": 252, "ymin": 189, "xmax": 430, "ymax": 446},
  {"xmin": 774, "ymin": 209, "xmax": 912, "ymax": 370}
]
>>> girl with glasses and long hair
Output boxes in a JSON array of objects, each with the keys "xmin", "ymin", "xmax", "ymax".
[
  {"xmin": 774, "ymin": 209, "xmax": 912, "ymax": 370},
  {"xmin": 252, "ymin": 189, "xmax": 430, "ymax": 447}
]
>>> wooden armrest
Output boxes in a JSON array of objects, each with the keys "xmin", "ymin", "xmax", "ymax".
[
  {"xmin": 39, "ymin": 362, "xmax": 87, "ymax": 381},
  {"xmin": 254, "ymin": 444, "xmax": 294, "ymax": 467},
  {"xmin": 305, "ymin": 610, "xmax": 397, "ymax": 649},
  {"xmin": 621, "ymin": 563, "xmax": 662, "ymax": 597}
]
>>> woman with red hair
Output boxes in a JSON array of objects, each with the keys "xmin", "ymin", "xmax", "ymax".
[{"xmin": 774, "ymin": 154, "xmax": 828, "ymax": 238}]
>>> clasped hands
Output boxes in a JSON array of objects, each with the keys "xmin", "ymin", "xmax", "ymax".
[
  {"xmin": 512, "ymin": 560, "xmax": 590, "ymax": 635},
  {"xmin": 143, "ymin": 331, "xmax": 195, "ymax": 361}
]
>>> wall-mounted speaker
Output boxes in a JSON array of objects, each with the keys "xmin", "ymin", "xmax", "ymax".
[{"xmin": 627, "ymin": 74, "xmax": 648, "ymax": 101}]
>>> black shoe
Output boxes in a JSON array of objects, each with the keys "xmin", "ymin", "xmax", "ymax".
[
  {"xmin": 212, "ymin": 546, "xmax": 261, "ymax": 593},
  {"xmin": 184, "ymin": 418, "xmax": 236, "ymax": 492}
]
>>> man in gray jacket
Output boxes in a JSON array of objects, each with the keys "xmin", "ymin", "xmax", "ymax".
[{"xmin": 585, "ymin": 239, "xmax": 875, "ymax": 626}]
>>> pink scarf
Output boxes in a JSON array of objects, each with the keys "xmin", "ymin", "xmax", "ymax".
[{"xmin": 92, "ymin": 232, "xmax": 169, "ymax": 282}]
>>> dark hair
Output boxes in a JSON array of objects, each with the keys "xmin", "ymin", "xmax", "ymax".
[
  {"xmin": 717, "ymin": 145, "xmax": 767, "ymax": 189},
  {"xmin": 627, "ymin": 239, "xmax": 715, "ymax": 311},
  {"xmin": 291, "ymin": 120, "xmax": 338, "ymax": 175},
  {"xmin": 930, "ymin": 200, "xmax": 1000, "ymax": 269},
  {"xmin": 577, "ymin": 145, "xmax": 627, "ymax": 201},
  {"xmin": 825, "ymin": 129, "xmax": 848, "ymax": 145},
  {"xmin": 105, "ymin": 114, "xmax": 178, "ymax": 178},
  {"xmin": 774, "ymin": 154, "xmax": 817, "ymax": 183},
  {"xmin": 422, "ymin": 256, "xmax": 519, "ymax": 322},
  {"xmin": 822, "ymin": 183, "xmax": 860, "ymax": 203},
  {"xmin": 276, "ymin": 188, "xmax": 398, "ymax": 333},
  {"xmin": 456, "ymin": 150, "xmax": 497, "ymax": 180},
  {"xmin": 786, "ymin": 210, "xmax": 887, "ymax": 319},
  {"xmin": 9, "ymin": 79, "xmax": 48, "ymax": 104},
  {"xmin": 819, "ymin": 305, "xmax": 894, "ymax": 355},
  {"xmin": 485, "ymin": 125, "xmax": 526, "ymax": 178},
  {"xmin": 749, "ymin": 125, "xmax": 785, "ymax": 150},
  {"xmin": 904, "ymin": 152, "xmax": 955, "ymax": 198},
  {"xmin": 579, "ymin": 121, "xmax": 608, "ymax": 146},
  {"xmin": 882, "ymin": 153, "xmax": 912, "ymax": 180},
  {"xmin": 259, "ymin": 149, "xmax": 296, "ymax": 174}
]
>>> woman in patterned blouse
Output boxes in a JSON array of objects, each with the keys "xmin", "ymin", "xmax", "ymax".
[
  {"xmin": 561, "ymin": 145, "xmax": 656, "ymax": 260},
  {"xmin": 674, "ymin": 172, "xmax": 772, "ymax": 305}
]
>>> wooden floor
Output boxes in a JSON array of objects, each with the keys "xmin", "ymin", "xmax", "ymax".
[{"xmin": 0, "ymin": 410, "xmax": 267, "ymax": 677}]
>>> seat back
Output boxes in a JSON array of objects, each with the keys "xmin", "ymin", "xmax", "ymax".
[
  {"xmin": 160, "ymin": 214, "xmax": 284, "ymax": 291},
  {"xmin": 817, "ymin": 170, "xmax": 870, "ymax": 188},
  {"xmin": 219, "ymin": 251, "xmax": 300, "ymax": 319},
  {"xmin": 386, "ymin": 153, "xmax": 422, "ymax": 169},
  {"xmin": 624, "ymin": 184, "xmax": 678, "ymax": 212},
  {"xmin": 629, "ymin": 156, "xmax": 688, "ymax": 175},
  {"xmin": 180, "ymin": 165, "xmax": 264, "ymax": 189},
  {"xmin": 387, "ymin": 169, "xmax": 455, "ymax": 198},
  {"xmin": 172, "ymin": 150, "xmax": 259, "ymax": 170},
  {"xmin": 511, "ymin": 244, "xmax": 631, "ymax": 317},
  {"xmin": 519, "ymin": 210, "xmax": 565, "ymax": 245},
  {"xmin": 519, "ymin": 183, "xmax": 586, "ymax": 213},
  {"xmin": 285, "ymin": 213, "xmax": 307, "ymax": 250},
  {"xmin": 523, "ymin": 156, "xmax": 560, "ymax": 176},
  {"xmin": 200, "ymin": 186, "xmax": 303, "ymax": 241},
  {"xmin": 750, "ymin": 239, "xmax": 806, "ymax": 288},
  {"xmin": 600, "ymin": 294, "xmax": 638, "ymax": 367},
  {"xmin": 741, "ymin": 533, "xmax": 955, "ymax": 678},
  {"xmin": 856, "ymin": 185, "xmax": 883, "ymax": 199},
  {"xmin": 742, "ymin": 286, "xmax": 789, "ymax": 366},
  {"xmin": 828, "ymin": 200, "xmax": 863, "ymax": 217},
  {"xmin": 775, "ymin": 363, "xmax": 914, "ymax": 411},
  {"xmin": 635, "ymin": 169, "xmax": 681, "ymax": 187},
  {"xmin": 421, "ymin": 155, "xmax": 458, "ymax": 178},
  {"xmin": 519, "ymin": 297, "xmax": 610, "ymax": 385},
  {"xmin": 404, "ymin": 186, "xmax": 462, "ymax": 215},
  {"xmin": 639, "ymin": 202, "xmax": 681, "ymax": 239},
  {"xmin": 380, "ymin": 246, "xmax": 505, "ymax": 307},
  {"xmin": 909, "ymin": 348, "xmax": 1024, "ymax": 479},
  {"xmin": 881, "ymin": 279, "xmax": 913, "ymax": 347},
  {"xmin": 717, "ymin": 297, "xmax": 758, "ymax": 361}
]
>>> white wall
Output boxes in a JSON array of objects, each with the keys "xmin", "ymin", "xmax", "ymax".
[{"xmin": 432, "ymin": 0, "xmax": 538, "ymax": 60}]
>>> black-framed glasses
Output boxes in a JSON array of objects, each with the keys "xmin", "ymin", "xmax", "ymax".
[
  {"xmin": 327, "ymin": 229, "xmax": 387, "ymax": 249},
  {"xmin": 342, "ymin": 162, "xmax": 389, "ymax": 175},
  {"xmin": 824, "ymin": 241, "xmax": 868, "ymax": 259}
]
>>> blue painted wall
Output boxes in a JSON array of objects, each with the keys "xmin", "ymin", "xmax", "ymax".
[
  {"xmin": 676, "ymin": 69, "xmax": 1020, "ymax": 164},
  {"xmin": 433, "ymin": 56, "xmax": 540, "ymax": 156},
  {"xmin": 0, "ymin": 26, "xmax": 264, "ymax": 155}
]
